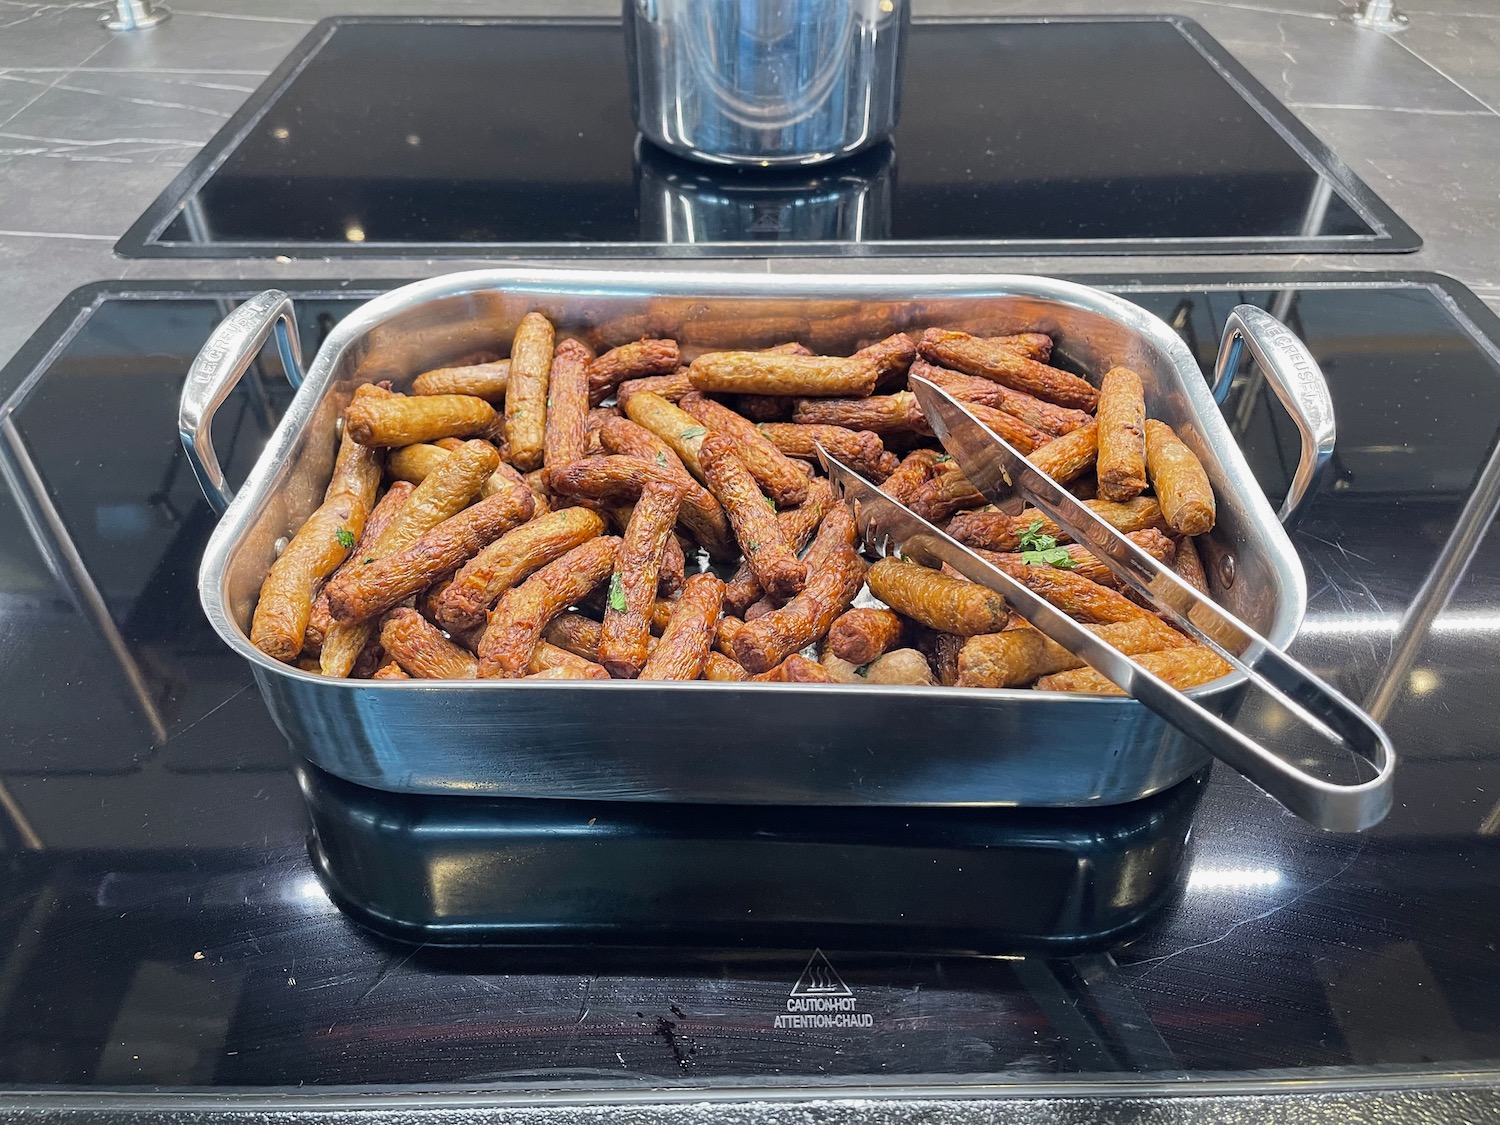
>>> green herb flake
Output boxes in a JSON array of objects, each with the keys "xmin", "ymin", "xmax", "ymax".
[
  {"xmin": 854, "ymin": 662, "xmax": 873, "ymax": 677},
  {"xmin": 765, "ymin": 496, "xmax": 776, "ymax": 511},
  {"xmin": 335, "ymin": 528, "xmax": 356, "ymax": 549},
  {"xmin": 746, "ymin": 540, "xmax": 759, "ymax": 553},
  {"xmin": 362, "ymin": 556, "xmax": 374, "ymax": 565},
  {"xmin": 1021, "ymin": 546, "xmax": 1076, "ymax": 569},
  {"xmin": 680, "ymin": 426, "xmax": 707, "ymax": 441},
  {"xmin": 1017, "ymin": 519, "xmax": 1059, "ymax": 554},
  {"xmin": 607, "ymin": 572, "xmax": 627, "ymax": 613},
  {"xmin": 934, "ymin": 453, "xmax": 952, "ymax": 463},
  {"xmin": 656, "ymin": 451, "xmax": 668, "ymax": 464}
]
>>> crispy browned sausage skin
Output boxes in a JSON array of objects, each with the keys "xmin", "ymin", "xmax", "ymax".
[
  {"xmin": 725, "ymin": 506, "xmax": 865, "ymax": 673},
  {"xmin": 688, "ymin": 352, "xmax": 879, "ymax": 397},
  {"xmin": 827, "ymin": 607, "xmax": 904, "ymax": 665},
  {"xmin": 542, "ymin": 338, "xmax": 594, "ymax": 468},
  {"xmin": 380, "ymin": 608, "xmax": 478, "ymax": 679},
  {"xmin": 867, "ymin": 558, "xmax": 1010, "ymax": 636},
  {"xmin": 587, "ymin": 339, "xmax": 681, "ymax": 406},
  {"xmin": 1036, "ymin": 645, "xmax": 1231, "ymax": 694},
  {"xmin": 477, "ymin": 536, "xmax": 622, "ymax": 677},
  {"xmin": 251, "ymin": 395, "xmax": 382, "ymax": 662},
  {"xmin": 917, "ymin": 329, "xmax": 1099, "ymax": 411},
  {"xmin": 956, "ymin": 619, "xmax": 1188, "ymax": 688},
  {"xmin": 1096, "ymin": 366, "xmax": 1148, "ymax": 501},
  {"xmin": 435, "ymin": 507, "xmax": 606, "ymax": 632},
  {"xmin": 412, "ymin": 360, "xmax": 509, "ymax": 401},
  {"xmin": 679, "ymin": 392, "xmax": 809, "ymax": 505},
  {"xmin": 640, "ymin": 573, "xmax": 727, "ymax": 681},
  {"xmin": 325, "ymin": 487, "xmax": 535, "ymax": 624},
  {"xmin": 504, "ymin": 312, "xmax": 555, "ymax": 471},
  {"xmin": 699, "ymin": 432, "xmax": 806, "ymax": 600},
  {"xmin": 599, "ymin": 481, "xmax": 684, "ymax": 678},
  {"xmin": 544, "ymin": 454, "xmax": 737, "ymax": 560},
  {"xmin": 346, "ymin": 393, "xmax": 498, "ymax": 448},
  {"xmin": 1144, "ymin": 420, "xmax": 1216, "ymax": 535}
]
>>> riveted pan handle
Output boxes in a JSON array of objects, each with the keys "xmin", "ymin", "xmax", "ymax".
[
  {"xmin": 178, "ymin": 290, "xmax": 303, "ymax": 514},
  {"xmin": 1212, "ymin": 304, "xmax": 1335, "ymax": 524}
]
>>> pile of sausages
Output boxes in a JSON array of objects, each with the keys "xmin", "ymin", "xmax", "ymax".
[{"xmin": 247, "ymin": 311, "xmax": 1231, "ymax": 692}]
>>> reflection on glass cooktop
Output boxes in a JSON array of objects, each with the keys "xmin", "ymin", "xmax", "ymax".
[
  {"xmin": 115, "ymin": 18, "xmax": 1419, "ymax": 258},
  {"xmin": 1, "ymin": 274, "xmax": 1498, "ymax": 1096}
]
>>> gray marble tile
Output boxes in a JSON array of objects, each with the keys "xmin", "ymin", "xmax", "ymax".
[
  {"xmin": 86, "ymin": 9, "xmax": 310, "ymax": 73},
  {"xmin": 1186, "ymin": 3, "xmax": 1491, "ymax": 113},
  {"xmin": 0, "ymin": 71, "xmax": 247, "ymax": 150},
  {"xmin": 1295, "ymin": 105, "xmax": 1500, "ymax": 287},
  {"xmin": 1397, "ymin": 15, "xmax": 1500, "ymax": 115},
  {"xmin": 0, "ymin": 151, "xmax": 188, "ymax": 236},
  {"xmin": 0, "ymin": 1, "xmax": 112, "ymax": 71},
  {"xmin": 172, "ymin": 0, "xmax": 614, "ymax": 17},
  {"xmin": 0, "ymin": 74, "xmax": 47, "ymax": 125},
  {"xmin": 0, "ymin": 233, "xmax": 116, "ymax": 370},
  {"xmin": 1398, "ymin": 0, "xmax": 1500, "ymax": 17}
]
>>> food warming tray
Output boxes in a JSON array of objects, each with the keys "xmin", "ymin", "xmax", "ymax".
[{"xmin": 183, "ymin": 269, "xmax": 1325, "ymax": 807}]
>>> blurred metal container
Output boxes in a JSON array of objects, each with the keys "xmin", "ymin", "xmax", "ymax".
[
  {"xmin": 636, "ymin": 139, "xmax": 895, "ymax": 242},
  {"xmin": 624, "ymin": 0, "xmax": 909, "ymax": 166}
]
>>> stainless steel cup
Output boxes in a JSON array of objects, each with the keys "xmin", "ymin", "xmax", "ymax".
[{"xmin": 624, "ymin": 0, "xmax": 909, "ymax": 167}]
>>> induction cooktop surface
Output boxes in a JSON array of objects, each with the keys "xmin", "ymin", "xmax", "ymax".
[
  {"xmin": 1, "ymin": 273, "xmax": 1497, "ymax": 1113},
  {"xmin": 115, "ymin": 17, "xmax": 1419, "ymax": 258}
]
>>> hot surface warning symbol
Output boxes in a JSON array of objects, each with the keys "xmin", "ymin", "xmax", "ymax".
[
  {"xmin": 790, "ymin": 949, "xmax": 853, "ymax": 998},
  {"xmin": 775, "ymin": 950, "xmax": 871, "ymax": 1028}
]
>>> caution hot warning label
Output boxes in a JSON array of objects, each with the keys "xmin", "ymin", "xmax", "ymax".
[{"xmin": 773, "ymin": 950, "xmax": 873, "ymax": 1029}]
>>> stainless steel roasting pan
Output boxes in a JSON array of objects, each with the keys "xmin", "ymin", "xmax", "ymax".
[{"xmin": 182, "ymin": 269, "xmax": 1334, "ymax": 807}]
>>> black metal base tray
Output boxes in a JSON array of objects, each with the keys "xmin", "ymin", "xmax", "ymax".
[
  {"xmin": 115, "ymin": 16, "xmax": 1419, "ymax": 259},
  {"xmin": 301, "ymin": 762, "xmax": 1206, "ymax": 953}
]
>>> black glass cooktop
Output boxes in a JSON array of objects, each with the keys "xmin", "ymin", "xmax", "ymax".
[
  {"xmin": 115, "ymin": 17, "xmax": 1419, "ymax": 259},
  {"xmin": 1, "ymin": 273, "xmax": 1498, "ymax": 1119}
]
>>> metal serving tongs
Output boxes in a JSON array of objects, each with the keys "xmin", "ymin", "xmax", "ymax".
[{"xmin": 816, "ymin": 376, "xmax": 1395, "ymax": 832}]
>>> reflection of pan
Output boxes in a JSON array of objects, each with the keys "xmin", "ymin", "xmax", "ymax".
[
  {"xmin": 635, "ymin": 139, "xmax": 895, "ymax": 244},
  {"xmin": 299, "ymin": 762, "xmax": 1206, "ymax": 954}
]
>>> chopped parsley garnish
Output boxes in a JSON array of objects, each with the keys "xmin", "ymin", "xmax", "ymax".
[
  {"xmin": 1018, "ymin": 519, "xmax": 1051, "ymax": 551},
  {"xmin": 934, "ymin": 453, "xmax": 951, "ymax": 463},
  {"xmin": 335, "ymin": 528, "xmax": 356, "ymax": 549},
  {"xmin": 1017, "ymin": 519, "xmax": 1076, "ymax": 568},
  {"xmin": 656, "ymin": 451, "xmax": 668, "ymax": 464},
  {"xmin": 1021, "ymin": 546, "xmax": 1076, "ymax": 568},
  {"xmin": 680, "ymin": 426, "xmax": 707, "ymax": 441},
  {"xmin": 607, "ymin": 572, "xmax": 627, "ymax": 612}
]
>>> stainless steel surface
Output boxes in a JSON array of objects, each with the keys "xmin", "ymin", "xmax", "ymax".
[
  {"xmin": 178, "ymin": 289, "xmax": 302, "ymax": 515},
  {"xmin": 99, "ymin": 0, "xmax": 171, "ymax": 32},
  {"xmin": 1347, "ymin": 0, "xmax": 1409, "ymax": 34},
  {"xmin": 185, "ymin": 267, "xmax": 1306, "ymax": 806},
  {"xmin": 636, "ymin": 141, "xmax": 895, "ymax": 243},
  {"xmin": 623, "ymin": 0, "xmax": 908, "ymax": 166},
  {"xmin": 883, "ymin": 377, "xmax": 1393, "ymax": 831},
  {"xmin": 1212, "ymin": 305, "xmax": 1335, "ymax": 523}
]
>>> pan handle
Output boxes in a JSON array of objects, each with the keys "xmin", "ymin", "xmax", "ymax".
[
  {"xmin": 1212, "ymin": 304, "xmax": 1335, "ymax": 524},
  {"xmin": 178, "ymin": 290, "xmax": 303, "ymax": 514}
]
